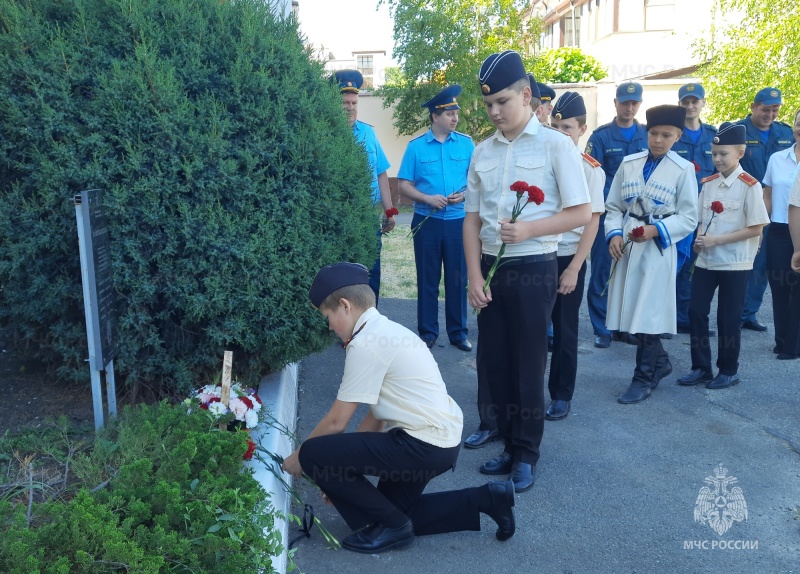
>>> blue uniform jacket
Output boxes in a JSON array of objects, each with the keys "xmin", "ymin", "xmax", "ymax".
[
  {"xmin": 353, "ymin": 120, "xmax": 391, "ymax": 203},
  {"xmin": 671, "ymin": 122, "xmax": 717, "ymax": 190},
  {"xmin": 585, "ymin": 120, "xmax": 648, "ymax": 199},
  {"xmin": 397, "ymin": 129, "xmax": 474, "ymax": 220},
  {"xmin": 736, "ymin": 116, "xmax": 794, "ymax": 183}
]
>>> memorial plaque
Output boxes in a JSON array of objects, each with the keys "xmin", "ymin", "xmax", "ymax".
[{"xmin": 76, "ymin": 189, "xmax": 119, "ymax": 370}]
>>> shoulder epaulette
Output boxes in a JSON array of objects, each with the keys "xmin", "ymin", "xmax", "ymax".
[
  {"xmin": 581, "ymin": 152, "xmax": 601, "ymax": 168},
  {"xmin": 356, "ymin": 120, "xmax": 374, "ymax": 128},
  {"xmin": 410, "ymin": 132, "xmax": 427, "ymax": 142},
  {"xmin": 738, "ymin": 172, "xmax": 758, "ymax": 186},
  {"xmin": 592, "ymin": 122, "xmax": 612, "ymax": 132},
  {"xmin": 624, "ymin": 150, "xmax": 649, "ymax": 162},
  {"xmin": 700, "ymin": 173, "xmax": 720, "ymax": 184},
  {"xmin": 453, "ymin": 130, "xmax": 473, "ymax": 140},
  {"xmin": 774, "ymin": 120, "xmax": 792, "ymax": 129}
]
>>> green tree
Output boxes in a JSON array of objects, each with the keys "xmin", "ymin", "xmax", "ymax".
[
  {"xmin": 694, "ymin": 0, "xmax": 800, "ymax": 124},
  {"xmin": 0, "ymin": 0, "xmax": 377, "ymax": 393},
  {"xmin": 377, "ymin": 0, "xmax": 541, "ymax": 139},
  {"xmin": 530, "ymin": 47, "xmax": 607, "ymax": 84}
]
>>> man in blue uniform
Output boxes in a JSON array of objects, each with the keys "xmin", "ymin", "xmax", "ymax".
[
  {"xmin": 585, "ymin": 82, "xmax": 649, "ymax": 348},
  {"xmin": 333, "ymin": 69, "xmax": 396, "ymax": 305},
  {"xmin": 673, "ymin": 83, "xmax": 717, "ymax": 332},
  {"xmin": 536, "ymin": 82, "xmax": 556, "ymax": 125},
  {"xmin": 737, "ymin": 87, "xmax": 794, "ymax": 332},
  {"xmin": 398, "ymin": 85, "xmax": 475, "ymax": 351}
]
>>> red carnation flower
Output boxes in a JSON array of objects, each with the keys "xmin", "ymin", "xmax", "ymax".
[
  {"xmin": 243, "ymin": 438, "xmax": 256, "ymax": 461},
  {"xmin": 239, "ymin": 396, "xmax": 254, "ymax": 409},
  {"xmin": 692, "ymin": 161, "xmax": 700, "ymax": 173},
  {"xmin": 209, "ymin": 397, "xmax": 221, "ymax": 403},
  {"xmin": 632, "ymin": 226, "xmax": 645, "ymax": 238},
  {"xmin": 527, "ymin": 185, "xmax": 545, "ymax": 206},
  {"xmin": 510, "ymin": 181, "xmax": 529, "ymax": 193},
  {"xmin": 385, "ymin": 207, "xmax": 399, "ymax": 218},
  {"xmin": 710, "ymin": 201, "xmax": 724, "ymax": 214},
  {"xmin": 199, "ymin": 403, "xmax": 209, "ymax": 410}
]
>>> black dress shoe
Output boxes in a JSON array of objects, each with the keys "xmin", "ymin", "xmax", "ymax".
[
  {"xmin": 545, "ymin": 399, "xmax": 571, "ymax": 420},
  {"xmin": 742, "ymin": 320, "xmax": 767, "ymax": 332},
  {"xmin": 450, "ymin": 339, "xmax": 472, "ymax": 352},
  {"xmin": 422, "ymin": 338, "xmax": 436, "ymax": 348},
  {"xmin": 464, "ymin": 428, "xmax": 500, "ymax": 449},
  {"xmin": 777, "ymin": 352, "xmax": 800, "ymax": 360},
  {"xmin": 594, "ymin": 334, "xmax": 611, "ymax": 348},
  {"xmin": 510, "ymin": 462, "xmax": 535, "ymax": 492},
  {"xmin": 618, "ymin": 381, "xmax": 652, "ymax": 404},
  {"xmin": 706, "ymin": 373, "xmax": 740, "ymax": 389},
  {"xmin": 485, "ymin": 480, "xmax": 516, "ymax": 541},
  {"xmin": 676, "ymin": 369, "xmax": 713, "ymax": 386},
  {"xmin": 342, "ymin": 520, "xmax": 414, "ymax": 554},
  {"xmin": 479, "ymin": 452, "xmax": 513, "ymax": 475}
]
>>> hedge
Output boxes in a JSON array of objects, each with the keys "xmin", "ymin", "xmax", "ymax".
[{"xmin": 0, "ymin": 0, "xmax": 378, "ymax": 393}]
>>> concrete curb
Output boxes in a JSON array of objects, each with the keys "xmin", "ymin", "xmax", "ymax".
[{"xmin": 247, "ymin": 363, "xmax": 298, "ymax": 574}]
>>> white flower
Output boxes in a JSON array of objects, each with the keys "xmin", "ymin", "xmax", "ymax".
[
  {"xmin": 208, "ymin": 402, "xmax": 229, "ymax": 417},
  {"xmin": 244, "ymin": 410, "xmax": 259, "ymax": 429},
  {"xmin": 229, "ymin": 397, "xmax": 249, "ymax": 421}
]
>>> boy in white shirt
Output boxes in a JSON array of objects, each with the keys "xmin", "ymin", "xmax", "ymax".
[{"xmin": 678, "ymin": 123, "xmax": 770, "ymax": 389}]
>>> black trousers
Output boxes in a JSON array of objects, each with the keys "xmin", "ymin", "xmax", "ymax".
[
  {"xmin": 548, "ymin": 256, "xmax": 587, "ymax": 401},
  {"xmin": 476, "ymin": 256, "xmax": 557, "ymax": 465},
  {"xmin": 766, "ymin": 223, "xmax": 800, "ymax": 355},
  {"xmin": 298, "ymin": 429, "xmax": 483, "ymax": 535},
  {"xmin": 689, "ymin": 267, "xmax": 748, "ymax": 375}
]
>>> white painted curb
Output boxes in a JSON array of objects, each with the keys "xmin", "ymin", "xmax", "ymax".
[{"xmin": 247, "ymin": 363, "xmax": 298, "ymax": 574}]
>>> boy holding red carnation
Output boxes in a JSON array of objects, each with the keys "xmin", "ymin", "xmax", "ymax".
[
  {"xmin": 677, "ymin": 122, "xmax": 770, "ymax": 389},
  {"xmin": 605, "ymin": 105, "xmax": 699, "ymax": 404},
  {"xmin": 463, "ymin": 51, "xmax": 591, "ymax": 492}
]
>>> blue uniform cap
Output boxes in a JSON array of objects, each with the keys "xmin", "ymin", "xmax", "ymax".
[
  {"xmin": 551, "ymin": 91, "xmax": 586, "ymax": 120},
  {"xmin": 527, "ymin": 74, "xmax": 541, "ymax": 100},
  {"xmin": 422, "ymin": 85, "xmax": 462, "ymax": 112},
  {"xmin": 754, "ymin": 87, "xmax": 782, "ymax": 106},
  {"xmin": 713, "ymin": 122, "xmax": 746, "ymax": 145},
  {"xmin": 616, "ymin": 81, "xmax": 643, "ymax": 103},
  {"xmin": 645, "ymin": 104, "xmax": 686, "ymax": 131},
  {"xmin": 332, "ymin": 69, "xmax": 364, "ymax": 94},
  {"xmin": 537, "ymin": 82, "xmax": 556, "ymax": 102},
  {"xmin": 479, "ymin": 50, "xmax": 527, "ymax": 96},
  {"xmin": 309, "ymin": 262, "xmax": 370, "ymax": 308},
  {"xmin": 678, "ymin": 83, "xmax": 705, "ymax": 101}
]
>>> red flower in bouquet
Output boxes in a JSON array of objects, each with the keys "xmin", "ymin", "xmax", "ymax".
[
  {"xmin": 385, "ymin": 207, "xmax": 399, "ymax": 218},
  {"xmin": 631, "ymin": 226, "xmax": 645, "ymax": 238},
  {"xmin": 690, "ymin": 201, "xmax": 725, "ymax": 276},
  {"xmin": 243, "ymin": 438, "xmax": 257, "ymax": 461},
  {"xmin": 482, "ymin": 181, "xmax": 546, "ymax": 294}
]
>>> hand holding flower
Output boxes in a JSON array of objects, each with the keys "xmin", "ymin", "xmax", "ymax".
[
  {"xmin": 428, "ymin": 194, "xmax": 450, "ymax": 209},
  {"xmin": 609, "ymin": 235, "xmax": 626, "ymax": 260},
  {"xmin": 627, "ymin": 225, "xmax": 651, "ymax": 242},
  {"xmin": 282, "ymin": 449, "xmax": 303, "ymax": 478}
]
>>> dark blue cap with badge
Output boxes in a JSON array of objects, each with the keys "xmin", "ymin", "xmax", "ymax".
[
  {"xmin": 331, "ymin": 69, "xmax": 364, "ymax": 94},
  {"xmin": 309, "ymin": 262, "xmax": 370, "ymax": 308},
  {"xmin": 479, "ymin": 50, "xmax": 527, "ymax": 95},
  {"xmin": 551, "ymin": 91, "xmax": 586, "ymax": 120},
  {"xmin": 679, "ymin": 83, "xmax": 705, "ymax": 101},
  {"xmin": 422, "ymin": 85, "xmax": 462, "ymax": 112},
  {"xmin": 713, "ymin": 122, "xmax": 746, "ymax": 145},
  {"xmin": 645, "ymin": 104, "xmax": 686, "ymax": 131},
  {"xmin": 527, "ymin": 73, "xmax": 541, "ymax": 99},
  {"xmin": 754, "ymin": 87, "xmax": 782, "ymax": 106},
  {"xmin": 537, "ymin": 82, "xmax": 556, "ymax": 102},
  {"xmin": 616, "ymin": 81, "xmax": 643, "ymax": 103}
]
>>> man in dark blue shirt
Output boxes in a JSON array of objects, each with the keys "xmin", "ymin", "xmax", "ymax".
[
  {"xmin": 585, "ymin": 82, "xmax": 648, "ymax": 348},
  {"xmin": 736, "ymin": 87, "xmax": 794, "ymax": 332},
  {"xmin": 673, "ymin": 83, "xmax": 717, "ymax": 332}
]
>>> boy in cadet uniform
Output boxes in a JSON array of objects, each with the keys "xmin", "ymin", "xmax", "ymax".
[
  {"xmin": 398, "ymin": 85, "xmax": 474, "ymax": 351},
  {"xmin": 586, "ymin": 82, "xmax": 649, "ymax": 349},
  {"xmin": 677, "ymin": 123, "xmax": 770, "ymax": 389},
  {"xmin": 332, "ymin": 69, "xmax": 395, "ymax": 304},
  {"xmin": 604, "ymin": 105, "xmax": 698, "ymax": 404},
  {"xmin": 673, "ymin": 83, "xmax": 718, "ymax": 333},
  {"xmin": 283, "ymin": 262, "xmax": 516, "ymax": 554},
  {"xmin": 464, "ymin": 53, "xmax": 590, "ymax": 491},
  {"xmin": 545, "ymin": 91, "xmax": 606, "ymax": 420},
  {"xmin": 736, "ymin": 87, "xmax": 794, "ymax": 332}
]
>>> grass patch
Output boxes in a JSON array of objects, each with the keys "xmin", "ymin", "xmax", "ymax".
[{"xmin": 381, "ymin": 224, "xmax": 447, "ymax": 300}]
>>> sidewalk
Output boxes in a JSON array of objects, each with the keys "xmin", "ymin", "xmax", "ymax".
[{"xmin": 288, "ymin": 292, "xmax": 799, "ymax": 574}]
